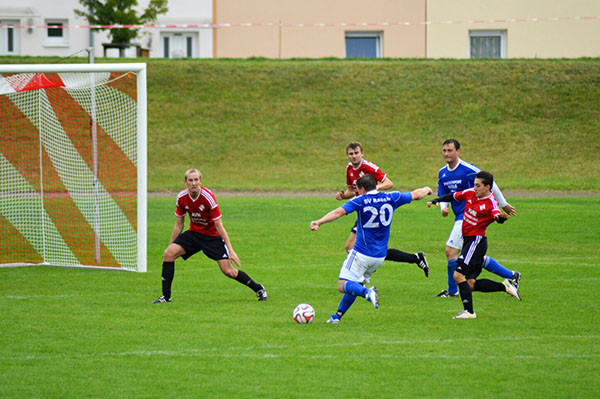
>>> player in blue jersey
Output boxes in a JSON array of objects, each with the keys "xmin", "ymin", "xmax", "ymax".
[
  {"xmin": 311, "ymin": 174, "xmax": 432, "ymax": 324},
  {"xmin": 434, "ymin": 139, "xmax": 519, "ymax": 298}
]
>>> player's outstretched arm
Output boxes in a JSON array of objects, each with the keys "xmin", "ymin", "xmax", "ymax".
[
  {"xmin": 310, "ymin": 207, "xmax": 347, "ymax": 231},
  {"xmin": 427, "ymin": 193, "xmax": 454, "ymax": 208},
  {"xmin": 411, "ymin": 186, "xmax": 433, "ymax": 201}
]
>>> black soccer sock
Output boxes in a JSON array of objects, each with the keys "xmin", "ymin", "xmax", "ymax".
[
  {"xmin": 385, "ymin": 248, "xmax": 418, "ymax": 264},
  {"xmin": 458, "ymin": 281, "xmax": 474, "ymax": 313},
  {"xmin": 161, "ymin": 261, "xmax": 175, "ymax": 299},
  {"xmin": 234, "ymin": 270, "xmax": 263, "ymax": 292},
  {"xmin": 474, "ymin": 279, "xmax": 505, "ymax": 293}
]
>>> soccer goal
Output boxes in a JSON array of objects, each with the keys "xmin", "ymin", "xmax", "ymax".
[{"xmin": 0, "ymin": 63, "xmax": 147, "ymax": 272}]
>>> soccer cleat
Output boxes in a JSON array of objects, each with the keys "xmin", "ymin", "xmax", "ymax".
[
  {"xmin": 365, "ymin": 286, "xmax": 379, "ymax": 309},
  {"xmin": 152, "ymin": 295, "xmax": 171, "ymax": 304},
  {"xmin": 256, "ymin": 285, "xmax": 268, "ymax": 301},
  {"xmin": 503, "ymin": 279, "xmax": 521, "ymax": 301},
  {"xmin": 511, "ymin": 271, "xmax": 521, "ymax": 290},
  {"xmin": 453, "ymin": 310, "xmax": 477, "ymax": 319},
  {"xmin": 435, "ymin": 289, "xmax": 459, "ymax": 298},
  {"xmin": 326, "ymin": 314, "xmax": 340, "ymax": 324},
  {"xmin": 416, "ymin": 252, "xmax": 430, "ymax": 277}
]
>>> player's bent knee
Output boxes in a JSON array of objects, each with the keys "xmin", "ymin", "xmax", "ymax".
[
  {"xmin": 337, "ymin": 280, "xmax": 346, "ymax": 293},
  {"xmin": 218, "ymin": 261, "xmax": 237, "ymax": 278}
]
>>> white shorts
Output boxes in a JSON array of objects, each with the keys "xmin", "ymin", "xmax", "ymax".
[
  {"xmin": 338, "ymin": 250, "xmax": 385, "ymax": 284},
  {"xmin": 446, "ymin": 220, "xmax": 464, "ymax": 250}
]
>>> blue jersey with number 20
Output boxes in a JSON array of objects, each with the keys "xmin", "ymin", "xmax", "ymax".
[{"xmin": 342, "ymin": 190, "xmax": 413, "ymax": 258}]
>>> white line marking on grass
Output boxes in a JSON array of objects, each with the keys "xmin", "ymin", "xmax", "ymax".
[{"xmin": 13, "ymin": 335, "xmax": 600, "ymax": 361}]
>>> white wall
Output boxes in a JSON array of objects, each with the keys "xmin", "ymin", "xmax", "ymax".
[{"xmin": 0, "ymin": 0, "xmax": 213, "ymax": 59}]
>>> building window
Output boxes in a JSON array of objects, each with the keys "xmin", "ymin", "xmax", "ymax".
[
  {"xmin": 160, "ymin": 32, "xmax": 197, "ymax": 58},
  {"xmin": 163, "ymin": 37, "xmax": 169, "ymax": 58},
  {"xmin": 0, "ymin": 20, "xmax": 19, "ymax": 55},
  {"xmin": 345, "ymin": 31, "xmax": 382, "ymax": 58},
  {"xmin": 45, "ymin": 19, "xmax": 69, "ymax": 47},
  {"xmin": 469, "ymin": 30, "xmax": 506, "ymax": 59}
]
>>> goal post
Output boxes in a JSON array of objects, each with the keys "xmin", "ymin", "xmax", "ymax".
[{"xmin": 0, "ymin": 63, "xmax": 147, "ymax": 272}]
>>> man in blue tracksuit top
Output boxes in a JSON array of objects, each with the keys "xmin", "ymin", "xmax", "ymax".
[
  {"xmin": 310, "ymin": 174, "xmax": 432, "ymax": 324},
  {"xmin": 435, "ymin": 139, "xmax": 519, "ymax": 297}
]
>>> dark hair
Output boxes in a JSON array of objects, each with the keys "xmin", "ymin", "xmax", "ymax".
[
  {"xmin": 442, "ymin": 138, "xmax": 460, "ymax": 150},
  {"xmin": 346, "ymin": 141, "xmax": 363, "ymax": 153},
  {"xmin": 356, "ymin": 174, "xmax": 377, "ymax": 192},
  {"xmin": 476, "ymin": 171, "xmax": 494, "ymax": 188}
]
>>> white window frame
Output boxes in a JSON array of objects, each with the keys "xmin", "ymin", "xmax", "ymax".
[
  {"xmin": 345, "ymin": 31, "xmax": 383, "ymax": 58},
  {"xmin": 0, "ymin": 20, "xmax": 20, "ymax": 55},
  {"xmin": 44, "ymin": 19, "xmax": 69, "ymax": 47},
  {"xmin": 469, "ymin": 30, "xmax": 507, "ymax": 59}
]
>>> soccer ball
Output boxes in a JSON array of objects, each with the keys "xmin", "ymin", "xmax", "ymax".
[{"xmin": 293, "ymin": 303, "xmax": 315, "ymax": 324}]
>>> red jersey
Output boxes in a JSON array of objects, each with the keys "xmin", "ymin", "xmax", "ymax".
[
  {"xmin": 346, "ymin": 160, "xmax": 387, "ymax": 196},
  {"xmin": 175, "ymin": 187, "xmax": 222, "ymax": 236},
  {"xmin": 453, "ymin": 189, "xmax": 501, "ymax": 237}
]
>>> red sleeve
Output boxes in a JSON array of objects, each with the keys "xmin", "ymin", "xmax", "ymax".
[
  {"xmin": 175, "ymin": 197, "xmax": 186, "ymax": 217},
  {"xmin": 211, "ymin": 205, "xmax": 222, "ymax": 221},
  {"xmin": 345, "ymin": 165, "xmax": 352, "ymax": 186},
  {"xmin": 372, "ymin": 168, "xmax": 386, "ymax": 183},
  {"xmin": 453, "ymin": 190, "xmax": 465, "ymax": 201}
]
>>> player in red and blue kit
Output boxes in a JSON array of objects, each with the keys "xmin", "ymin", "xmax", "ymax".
[
  {"xmin": 152, "ymin": 168, "xmax": 267, "ymax": 304},
  {"xmin": 435, "ymin": 139, "xmax": 519, "ymax": 298},
  {"xmin": 336, "ymin": 142, "xmax": 430, "ymax": 277},
  {"xmin": 313, "ymin": 174, "xmax": 432, "ymax": 323},
  {"xmin": 428, "ymin": 171, "xmax": 520, "ymax": 319}
]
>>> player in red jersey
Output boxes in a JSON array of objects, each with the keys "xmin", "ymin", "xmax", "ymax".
[
  {"xmin": 336, "ymin": 142, "xmax": 430, "ymax": 276},
  {"xmin": 152, "ymin": 168, "xmax": 267, "ymax": 303},
  {"xmin": 427, "ymin": 171, "xmax": 520, "ymax": 319}
]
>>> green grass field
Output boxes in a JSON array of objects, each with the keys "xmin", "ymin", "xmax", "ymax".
[{"xmin": 2, "ymin": 196, "xmax": 599, "ymax": 398}]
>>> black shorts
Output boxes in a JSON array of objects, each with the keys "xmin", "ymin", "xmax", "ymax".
[
  {"xmin": 351, "ymin": 220, "xmax": 358, "ymax": 234},
  {"xmin": 173, "ymin": 230, "xmax": 229, "ymax": 261},
  {"xmin": 455, "ymin": 235, "xmax": 488, "ymax": 280}
]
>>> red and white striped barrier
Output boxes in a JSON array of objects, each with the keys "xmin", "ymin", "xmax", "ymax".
[{"xmin": 1, "ymin": 15, "xmax": 599, "ymax": 30}]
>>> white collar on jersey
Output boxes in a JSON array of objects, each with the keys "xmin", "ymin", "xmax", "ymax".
[
  {"xmin": 447, "ymin": 157, "xmax": 462, "ymax": 172},
  {"xmin": 366, "ymin": 189, "xmax": 379, "ymax": 195}
]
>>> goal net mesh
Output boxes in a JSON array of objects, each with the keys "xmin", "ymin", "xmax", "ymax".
[{"xmin": 0, "ymin": 70, "xmax": 141, "ymax": 271}]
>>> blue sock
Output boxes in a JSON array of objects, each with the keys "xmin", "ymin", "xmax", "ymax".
[
  {"xmin": 447, "ymin": 259, "xmax": 458, "ymax": 295},
  {"xmin": 342, "ymin": 280, "xmax": 367, "ymax": 298},
  {"xmin": 484, "ymin": 257, "xmax": 513, "ymax": 279},
  {"xmin": 334, "ymin": 294, "xmax": 357, "ymax": 319}
]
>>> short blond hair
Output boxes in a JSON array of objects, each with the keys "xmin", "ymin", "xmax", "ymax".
[{"xmin": 184, "ymin": 168, "xmax": 202, "ymax": 181}]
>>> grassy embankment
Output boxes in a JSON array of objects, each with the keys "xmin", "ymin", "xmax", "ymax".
[{"xmin": 2, "ymin": 57, "xmax": 599, "ymax": 192}]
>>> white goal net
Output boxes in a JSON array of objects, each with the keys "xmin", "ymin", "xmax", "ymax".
[{"xmin": 0, "ymin": 64, "xmax": 147, "ymax": 272}]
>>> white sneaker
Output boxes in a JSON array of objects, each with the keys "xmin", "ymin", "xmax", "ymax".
[
  {"xmin": 366, "ymin": 287, "xmax": 379, "ymax": 309},
  {"xmin": 453, "ymin": 310, "xmax": 477, "ymax": 319},
  {"xmin": 502, "ymin": 279, "xmax": 521, "ymax": 301},
  {"xmin": 326, "ymin": 314, "xmax": 340, "ymax": 324}
]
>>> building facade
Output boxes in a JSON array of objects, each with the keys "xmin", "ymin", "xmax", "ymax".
[
  {"xmin": 214, "ymin": 0, "xmax": 426, "ymax": 58},
  {"xmin": 1, "ymin": 0, "xmax": 598, "ymax": 59},
  {"xmin": 0, "ymin": 0, "xmax": 213, "ymax": 59},
  {"xmin": 426, "ymin": 0, "xmax": 600, "ymax": 59}
]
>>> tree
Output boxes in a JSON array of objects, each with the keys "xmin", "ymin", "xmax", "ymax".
[{"xmin": 75, "ymin": 0, "xmax": 168, "ymax": 44}]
